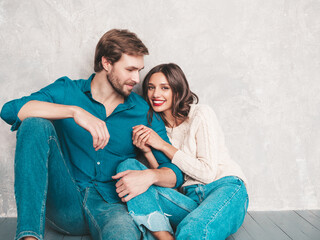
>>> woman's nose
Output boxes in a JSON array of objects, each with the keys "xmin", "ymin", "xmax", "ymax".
[{"xmin": 153, "ymin": 88, "xmax": 161, "ymax": 97}]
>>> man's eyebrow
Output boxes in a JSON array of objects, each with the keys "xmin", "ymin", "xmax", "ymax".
[{"xmin": 126, "ymin": 66, "xmax": 145, "ymax": 70}]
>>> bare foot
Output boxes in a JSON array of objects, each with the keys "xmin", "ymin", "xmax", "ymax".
[{"xmin": 152, "ymin": 231, "xmax": 174, "ymax": 240}]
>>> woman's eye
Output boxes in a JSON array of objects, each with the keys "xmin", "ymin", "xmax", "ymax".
[
  {"xmin": 162, "ymin": 87, "xmax": 169, "ymax": 90},
  {"xmin": 148, "ymin": 86, "xmax": 154, "ymax": 90}
]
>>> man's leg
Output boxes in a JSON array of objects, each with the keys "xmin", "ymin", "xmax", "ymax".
[
  {"xmin": 14, "ymin": 117, "xmax": 88, "ymax": 240},
  {"xmin": 116, "ymin": 159, "xmax": 198, "ymax": 239},
  {"xmin": 82, "ymin": 187, "xmax": 141, "ymax": 240},
  {"xmin": 176, "ymin": 176, "xmax": 249, "ymax": 240}
]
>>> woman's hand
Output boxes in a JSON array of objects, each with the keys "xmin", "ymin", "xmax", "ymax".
[
  {"xmin": 132, "ymin": 125, "xmax": 166, "ymax": 151},
  {"xmin": 132, "ymin": 125, "xmax": 152, "ymax": 153}
]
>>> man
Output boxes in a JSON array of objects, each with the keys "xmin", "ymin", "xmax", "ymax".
[{"xmin": 0, "ymin": 29, "xmax": 183, "ymax": 240}]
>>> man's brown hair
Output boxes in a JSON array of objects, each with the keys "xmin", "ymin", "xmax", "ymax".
[{"xmin": 94, "ymin": 29, "xmax": 149, "ymax": 72}]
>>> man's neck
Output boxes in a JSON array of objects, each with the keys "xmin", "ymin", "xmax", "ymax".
[{"xmin": 91, "ymin": 72, "xmax": 124, "ymax": 116}]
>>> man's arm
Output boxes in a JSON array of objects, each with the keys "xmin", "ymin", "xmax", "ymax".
[
  {"xmin": 18, "ymin": 101, "xmax": 110, "ymax": 151},
  {"xmin": 112, "ymin": 113, "xmax": 184, "ymax": 202},
  {"xmin": 1, "ymin": 77, "xmax": 109, "ymax": 150},
  {"xmin": 112, "ymin": 166, "xmax": 177, "ymax": 202}
]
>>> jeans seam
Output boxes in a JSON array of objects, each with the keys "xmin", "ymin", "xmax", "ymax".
[
  {"xmin": 48, "ymin": 136, "xmax": 81, "ymax": 192},
  {"xmin": 196, "ymin": 185, "xmax": 205, "ymax": 203},
  {"xmin": 45, "ymin": 217, "xmax": 71, "ymax": 235},
  {"xmin": 157, "ymin": 191, "xmax": 195, "ymax": 213},
  {"xmin": 45, "ymin": 136, "xmax": 83, "ymax": 235},
  {"xmin": 83, "ymin": 189, "xmax": 102, "ymax": 240},
  {"xmin": 36, "ymin": 136, "xmax": 52, "ymax": 238},
  {"xmin": 203, "ymin": 183, "xmax": 243, "ymax": 240}
]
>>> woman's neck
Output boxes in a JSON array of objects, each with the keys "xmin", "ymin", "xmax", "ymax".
[{"xmin": 164, "ymin": 111, "xmax": 183, "ymax": 128}]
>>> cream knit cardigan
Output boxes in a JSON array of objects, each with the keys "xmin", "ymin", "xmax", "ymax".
[{"xmin": 166, "ymin": 104, "xmax": 248, "ymax": 188}]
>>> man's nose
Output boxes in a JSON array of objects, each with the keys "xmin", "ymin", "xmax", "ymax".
[{"xmin": 131, "ymin": 71, "xmax": 140, "ymax": 84}]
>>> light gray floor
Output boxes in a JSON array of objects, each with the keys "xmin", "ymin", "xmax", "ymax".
[{"xmin": 1, "ymin": 210, "xmax": 320, "ymax": 240}]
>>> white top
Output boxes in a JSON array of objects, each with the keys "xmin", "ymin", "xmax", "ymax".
[{"xmin": 166, "ymin": 104, "xmax": 248, "ymax": 188}]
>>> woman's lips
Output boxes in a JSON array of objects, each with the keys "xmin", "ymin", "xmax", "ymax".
[{"xmin": 152, "ymin": 100, "xmax": 165, "ymax": 106}]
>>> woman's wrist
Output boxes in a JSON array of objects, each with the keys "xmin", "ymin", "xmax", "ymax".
[{"xmin": 144, "ymin": 150, "xmax": 153, "ymax": 157}]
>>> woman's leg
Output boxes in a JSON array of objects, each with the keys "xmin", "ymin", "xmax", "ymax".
[
  {"xmin": 14, "ymin": 118, "xmax": 88, "ymax": 240},
  {"xmin": 116, "ymin": 159, "xmax": 198, "ymax": 239},
  {"xmin": 176, "ymin": 176, "xmax": 249, "ymax": 240}
]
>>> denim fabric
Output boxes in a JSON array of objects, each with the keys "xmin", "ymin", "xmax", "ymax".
[
  {"xmin": 117, "ymin": 159, "xmax": 198, "ymax": 240},
  {"xmin": 1, "ymin": 74, "xmax": 184, "ymax": 204},
  {"xmin": 82, "ymin": 187, "xmax": 141, "ymax": 240},
  {"xmin": 176, "ymin": 176, "xmax": 249, "ymax": 240},
  {"xmin": 14, "ymin": 118, "xmax": 141, "ymax": 240}
]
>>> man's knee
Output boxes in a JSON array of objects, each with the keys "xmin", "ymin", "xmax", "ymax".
[
  {"xmin": 17, "ymin": 117, "xmax": 55, "ymax": 140},
  {"xmin": 116, "ymin": 158, "xmax": 147, "ymax": 173}
]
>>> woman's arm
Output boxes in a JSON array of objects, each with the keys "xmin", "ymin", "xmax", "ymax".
[
  {"xmin": 133, "ymin": 105, "xmax": 227, "ymax": 184},
  {"xmin": 133, "ymin": 125, "xmax": 179, "ymax": 159},
  {"xmin": 132, "ymin": 125, "xmax": 159, "ymax": 168},
  {"xmin": 143, "ymin": 152, "xmax": 159, "ymax": 169}
]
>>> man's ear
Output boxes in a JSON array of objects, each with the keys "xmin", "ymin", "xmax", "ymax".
[{"xmin": 101, "ymin": 56, "xmax": 111, "ymax": 72}]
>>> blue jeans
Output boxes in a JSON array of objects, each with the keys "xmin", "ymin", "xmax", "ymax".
[
  {"xmin": 118, "ymin": 160, "xmax": 248, "ymax": 240},
  {"xmin": 14, "ymin": 117, "xmax": 140, "ymax": 240},
  {"xmin": 176, "ymin": 176, "xmax": 249, "ymax": 240},
  {"xmin": 116, "ymin": 159, "xmax": 198, "ymax": 239}
]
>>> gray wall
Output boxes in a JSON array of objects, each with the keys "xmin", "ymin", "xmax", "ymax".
[{"xmin": 0, "ymin": 0, "xmax": 319, "ymax": 217}]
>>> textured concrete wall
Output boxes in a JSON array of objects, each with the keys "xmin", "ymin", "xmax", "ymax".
[{"xmin": 0, "ymin": 0, "xmax": 319, "ymax": 217}]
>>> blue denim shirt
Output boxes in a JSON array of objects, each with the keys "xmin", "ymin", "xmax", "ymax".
[{"xmin": 0, "ymin": 74, "xmax": 183, "ymax": 203}]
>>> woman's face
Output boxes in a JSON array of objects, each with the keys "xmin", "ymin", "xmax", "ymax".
[{"xmin": 147, "ymin": 72, "xmax": 173, "ymax": 116}]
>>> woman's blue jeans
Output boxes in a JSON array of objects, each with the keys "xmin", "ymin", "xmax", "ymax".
[
  {"xmin": 177, "ymin": 176, "xmax": 249, "ymax": 240},
  {"xmin": 116, "ymin": 159, "xmax": 198, "ymax": 239},
  {"xmin": 118, "ymin": 160, "xmax": 248, "ymax": 240},
  {"xmin": 14, "ymin": 117, "xmax": 140, "ymax": 240}
]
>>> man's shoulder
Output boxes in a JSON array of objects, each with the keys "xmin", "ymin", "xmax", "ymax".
[
  {"xmin": 52, "ymin": 75, "xmax": 91, "ymax": 91},
  {"xmin": 129, "ymin": 92, "xmax": 149, "ymax": 108}
]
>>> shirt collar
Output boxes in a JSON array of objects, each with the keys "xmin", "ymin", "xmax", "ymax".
[
  {"xmin": 83, "ymin": 73, "xmax": 95, "ymax": 94},
  {"xmin": 83, "ymin": 73, "xmax": 136, "ymax": 109}
]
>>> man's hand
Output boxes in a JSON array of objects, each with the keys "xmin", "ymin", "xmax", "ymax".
[
  {"xmin": 73, "ymin": 106, "xmax": 110, "ymax": 151},
  {"xmin": 17, "ymin": 101, "xmax": 110, "ymax": 151},
  {"xmin": 112, "ymin": 169, "xmax": 155, "ymax": 202}
]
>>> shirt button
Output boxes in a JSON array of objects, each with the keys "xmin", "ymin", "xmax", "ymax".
[
  {"xmin": 94, "ymin": 183, "xmax": 98, "ymax": 186},
  {"xmin": 97, "ymin": 162, "xmax": 100, "ymax": 165}
]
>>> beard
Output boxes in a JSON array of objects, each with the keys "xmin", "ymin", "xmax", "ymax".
[{"xmin": 107, "ymin": 70, "xmax": 135, "ymax": 97}]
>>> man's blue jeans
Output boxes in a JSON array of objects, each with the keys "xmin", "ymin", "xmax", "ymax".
[
  {"xmin": 118, "ymin": 160, "xmax": 248, "ymax": 240},
  {"xmin": 14, "ymin": 117, "xmax": 140, "ymax": 240}
]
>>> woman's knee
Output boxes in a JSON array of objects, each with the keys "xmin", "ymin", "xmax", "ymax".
[{"xmin": 116, "ymin": 158, "xmax": 147, "ymax": 173}]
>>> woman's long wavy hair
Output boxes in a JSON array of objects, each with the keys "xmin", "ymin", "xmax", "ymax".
[{"xmin": 142, "ymin": 63, "xmax": 199, "ymax": 127}]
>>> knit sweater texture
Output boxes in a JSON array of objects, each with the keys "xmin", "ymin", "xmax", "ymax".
[{"xmin": 167, "ymin": 104, "xmax": 248, "ymax": 188}]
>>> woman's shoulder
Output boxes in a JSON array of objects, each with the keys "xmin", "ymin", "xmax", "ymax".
[{"xmin": 189, "ymin": 104, "xmax": 216, "ymax": 118}]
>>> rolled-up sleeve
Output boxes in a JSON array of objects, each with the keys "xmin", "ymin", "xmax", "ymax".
[
  {"xmin": 149, "ymin": 113, "xmax": 184, "ymax": 188},
  {"xmin": 0, "ymin": 77, "xmax": 67, "ymax": 131}
]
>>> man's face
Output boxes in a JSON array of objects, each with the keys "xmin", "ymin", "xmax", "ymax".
[{"xmin": 107, "ymin": 54, "xmax": 144, "ymax": 97}]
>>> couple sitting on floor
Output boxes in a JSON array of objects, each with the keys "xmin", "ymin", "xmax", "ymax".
[{"xmin": 0, "ymin": 29, "xmax": 248, "ymax": 240}]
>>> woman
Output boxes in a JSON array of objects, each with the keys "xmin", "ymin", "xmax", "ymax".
[{"xmin": 131, "ymin": 63, "xmax": 249, "ymax": 240}]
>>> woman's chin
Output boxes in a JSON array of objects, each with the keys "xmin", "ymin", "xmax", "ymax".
[{"xmin": 151, "ymin": 106, "xmax": 163, "ymax": 113}]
